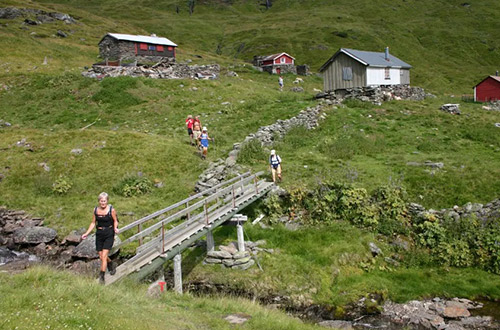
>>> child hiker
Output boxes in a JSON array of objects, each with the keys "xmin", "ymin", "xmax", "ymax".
[{"xmin": 198, "ymin": 127, "xmax": 212, "ymax": 160}]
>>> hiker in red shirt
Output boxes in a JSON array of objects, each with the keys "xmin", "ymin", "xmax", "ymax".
[{"xmin": 185, "ymin": 115, "xmax": 194, "ymax": 145}]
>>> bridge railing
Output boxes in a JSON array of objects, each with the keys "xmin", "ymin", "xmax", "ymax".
[{"xmin": 112, "ymin": 171, "xmax": 265, "ymax": 254}]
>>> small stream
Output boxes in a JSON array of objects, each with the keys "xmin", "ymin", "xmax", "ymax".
[
  {"xmin": 186, "ymin": 280, "xmax": 500, "ymax": 329},
  {"xmin": 471, "ymin": 299, "xmax": 500, "ymax": 321}
]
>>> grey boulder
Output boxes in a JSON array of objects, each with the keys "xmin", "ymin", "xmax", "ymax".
[{"xmin": 13, "ymin": 227, "xmax": 57, "ymax": 244}]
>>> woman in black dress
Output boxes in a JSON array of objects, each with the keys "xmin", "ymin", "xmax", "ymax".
[{"xmin": 82, "ymin": 192, "xmax": 119, "ymax": 284}]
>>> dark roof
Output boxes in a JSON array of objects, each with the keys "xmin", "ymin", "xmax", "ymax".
[
  {"xmin": 474, "ymin": 75, "xmax": 500, "ymax": 88},
  {"xmin": 319, "ymin": 48, "xmax": 412, "ymax": 72},
  {"xmin": 261, "ymin": 52, "xmax": 295, "ymax": 61},
  {"xmin": 99, "ymin": 33, "xmax": 177, "ymax": 47}
]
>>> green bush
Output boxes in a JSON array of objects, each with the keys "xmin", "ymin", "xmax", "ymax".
[
  {"xmin": 237, "ymin": 139, "xmax": 267, "ymax": 165},
  {"xmin": 114, "ymin": 175, "xmax": 153, "ymax": 197},
  {"xmin": 52, "ymin": 175, "xmax": 73, "ymax": 195}
]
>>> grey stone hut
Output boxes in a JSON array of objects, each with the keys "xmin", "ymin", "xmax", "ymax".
[
  {"xmin": 319, "ymin": 47, "xmax": 411, "ymax": 92},
  {"xmin": 98, "ymin": 33, "xmax": 178, "ymax": 65}
]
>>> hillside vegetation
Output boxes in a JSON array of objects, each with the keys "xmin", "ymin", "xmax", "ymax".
[
  {"xmin": 0, "ymin": 267, "xmax": 321, "ymax": 329},
  {"xmin": 1, "ymin": 0, "xmax": 500, "ymax": 92},
  {"xmin": 0, "ymin": 0, "xmax": 500, "ymax": 324}
]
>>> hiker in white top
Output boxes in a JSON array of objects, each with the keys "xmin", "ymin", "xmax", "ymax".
[
  {"xmin": 269, "ymin": 149, "xmax": 282, "ymax": 183},
  {"xmin": 278, "ymin": 76, "xmax": 284, "ymax": 91}
]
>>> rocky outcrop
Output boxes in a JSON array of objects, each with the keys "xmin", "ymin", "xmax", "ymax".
[
  {"xmin": 72, "ymin": 234, "xmax": 121, "ymax": 259},
  {"xmin": 195, "ymin": 104, "xmax": 330, "ymax": 191},
  {"xmin": 316, "ymin": 85, "xmax": 434, "ymax": 105},
  {"xmin": 482, "ymin": 101, "xmax": 500, "ymax": 112},
  {"xmin": 440, "ymin": 103, "xmax": 461, "ymax": 115},
  {"xmin": 381, "ymin": 298, "xmax": 494, "ymax": 329},
  {"xmin": 0, "ymin": 207, "xmax": 120, "ymax": 273},
  {"xmin": 0, "ymin": 7, "xmax": 77, "ymax": 24},
  {"xmin": 82, "ymin": 60, "xmax": 220, "ymax": 80},
  {"xmin": 12, "ymin": 227, "xmax": 57, "ymax": 244}
]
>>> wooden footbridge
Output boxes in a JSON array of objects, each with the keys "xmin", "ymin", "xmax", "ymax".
[{"xmin": 105, "ymin": 171, "xmax": 274, "ymax": 286}]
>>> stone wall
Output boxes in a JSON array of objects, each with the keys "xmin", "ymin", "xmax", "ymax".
[
  {"xmin": 82, "ymin": 60, "xmax": 219, "ymax": 80},
  {"xmin": 316, "ymin": 85, "xmax": 435, "ymax": 105},
  {"xmin": 296, "ymin": 64, "xmax": 310, "ymax": 76},
  {"xmin": 409, "ymin": 199, "xmax": 500, "ymax": 225},
  {"xmin": 262, "ymin": 64, "xmax": 297, "ymax": 75},
  {"xmin": 195, "ymin": 104, "xmax": 330, "ymax": 192}
]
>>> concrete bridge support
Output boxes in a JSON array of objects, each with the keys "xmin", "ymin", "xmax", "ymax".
[
  {"xmin": 236, "ymin": 224, "xmax": 245, "ymax": 252},
  {"xmin": 206, "ymin": 227, "xmax": 215, "ymax": 252},
  {"xmin": 173, "ymin": 253, "xmax": 182, "ymax": 294}
]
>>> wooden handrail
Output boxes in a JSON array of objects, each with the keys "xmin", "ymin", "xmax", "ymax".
[
  {"xmin": 118, "ymin": 171, "xmax": 252, "ymax": 233},
  {"xmin": 114, "ymin": 172, "xmax": 264, "ymax": 250}
]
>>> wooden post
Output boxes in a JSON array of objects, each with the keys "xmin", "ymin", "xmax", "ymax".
[
  {"xmin": 206, "ymin": 228, "xmax": 215, "ymax": 252},
  {"xmin": 173, "ymin": 254, "xmax": 182, "ymax": 294},
  {"xmin": 138, "ymin": 223, "xmax": 143, "ymax": 246},
  {"xmin": 232, "ymin": 186, "xmax": 236, "ymax": 208},
  {"xmin": 254, "ymin": 176, "xmax": 259, "ymax": 194},
  {"xmin": 237, "ymin": 223, "xmax": 245, "ymax": 252},
  {"xmin": 186, "ymin": 201, "xmax": 190, "ymax": 220},
  {"xmin": 161, "ymin": 222, "xmax": 165, "ymax": 253},
  {"xmin": 204, "ymin": 202, "xmax": 208, "ymax": 225}
]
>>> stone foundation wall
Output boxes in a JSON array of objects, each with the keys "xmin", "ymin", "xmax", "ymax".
[
  {"xmin": 82, "ymin": 60, "xmax": 219, "ymax": 80},
  {"xmin": 316, "ymin": 85, "xmax": 435, "ymax": 105}
]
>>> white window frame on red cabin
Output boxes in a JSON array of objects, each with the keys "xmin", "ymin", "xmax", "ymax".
[{"xmin": 280, "ymin": 57, "xmax": 286, "ymax": 64}]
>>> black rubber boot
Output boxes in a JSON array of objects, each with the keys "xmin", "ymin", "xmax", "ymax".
[
  {"xmin": 99, "ymin": 271, "xmax": 105, "ymax": 285},
  {"xmin": 108, "ymin": 261, "xmax": 116, "ymax": 276}
]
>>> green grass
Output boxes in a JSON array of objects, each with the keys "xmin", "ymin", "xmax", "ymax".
[
  {"xmin": 183, "ymin": 219, "xmax": 500, "ymax": 308},
  {"xmin": 0, "ymin": 267, "xmax": 322, "ymax": 330},
  {"xmin": 240, "ymin": 97, "xmax": 500, "ymax": 208},
  {"xmin": 0, "ymin": 72, "xmax": 320, "ymax": 236},
  {"xmin": 1, "ymin": 0, "xmax": 500, "ymax": 321},
  {"xmin": 1, "ymin": 0, "xmax": 499, "ymax": 92}
]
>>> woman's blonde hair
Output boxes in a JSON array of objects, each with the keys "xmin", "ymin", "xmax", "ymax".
[{"xmin": 97, "ymin": 192, "xmax": 109, "ymax": 202}]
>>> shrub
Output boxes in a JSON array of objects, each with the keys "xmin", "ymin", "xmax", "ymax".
[
  {"xmin": 237, "ymin": 139, "xmax": 267, "ymax": 165},
  {"xmin": 52, "ymin": 175, "xmax": 72, "ymax": 195},
  {"xmin": 114, "ymin": 175, "xmax": 153, "ymax": 197}
]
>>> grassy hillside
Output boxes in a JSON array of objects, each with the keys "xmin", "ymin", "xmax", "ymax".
[
  {"xmin": 239, "ymin": 97, "xmax": 500, "ymax": 208},
  {"xmin": 0, "ymin": 267, "xmax": 321, "ymax": 330},
  {"xmin": 0, "ymin": 71, "xmax": 320, "ymax": 235},
  {"xmin": 2, "ymin": 0, "xmax": 499, "ymax": 92},
  {"xmin": 0, "ymin": 0, "xmax": 499, "ymax": 322}
]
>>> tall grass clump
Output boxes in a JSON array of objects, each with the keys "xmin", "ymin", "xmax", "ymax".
[
  {"xmin": 92, "ymin": 77, "xmax": 144, "ymax": 108},
  {"xmin": 237, "ymin": 139, "xmax": 268, "ymax": 165}
]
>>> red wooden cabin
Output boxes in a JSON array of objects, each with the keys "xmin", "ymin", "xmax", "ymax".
[
  {"xmin": 474, "ymin": 75, "xmax": 500, "ymax": 102},
  {"xmin": 254, "ymin": 52, "xmax": 295, "ymax": 74}
]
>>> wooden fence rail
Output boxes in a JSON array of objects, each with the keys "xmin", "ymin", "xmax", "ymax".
[{"xmin": 104, "ymin": 171, "xmax": 274, "ymax": 285}]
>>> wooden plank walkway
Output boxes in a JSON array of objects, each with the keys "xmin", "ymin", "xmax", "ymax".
[{"xmin": 105, "ymin": 172, "xmax": 273, "ymax": 285}]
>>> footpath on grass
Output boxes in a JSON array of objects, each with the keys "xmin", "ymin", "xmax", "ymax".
[{"xmin": 195, "ymin": 103, "xmax": 332, "ymax": 192}]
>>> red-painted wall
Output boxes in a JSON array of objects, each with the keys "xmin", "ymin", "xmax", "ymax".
[
  {"xmin": 475, "ymin": 77, "xmax": 500, "ymax": 102},
  {"xmin": 274, "ymin": 55, "xmax": 294, "ymax": 65}
]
